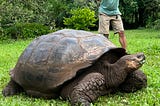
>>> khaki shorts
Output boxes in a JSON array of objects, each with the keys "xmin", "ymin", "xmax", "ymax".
[{"xmin": 98, "ymin": 13, "xmax": 124, "ymax": 35}]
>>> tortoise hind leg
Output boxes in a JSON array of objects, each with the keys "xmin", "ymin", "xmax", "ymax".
[
  {"xmin": 2, "ymin": 79, "xmax": 24, "ymax": 96},
  {"xmin": 119, "ymin": 69, "xmax": 147, "ymax": 93}
]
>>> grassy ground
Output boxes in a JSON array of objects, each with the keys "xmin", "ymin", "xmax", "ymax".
[{"xmin": 0, "ymin": 29, "xmax": 160, "ymax": 106}]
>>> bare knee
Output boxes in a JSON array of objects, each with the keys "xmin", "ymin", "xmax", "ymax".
[{"xmin": 118, "ymin": 31, "xmax": 125, "ymax": 37}]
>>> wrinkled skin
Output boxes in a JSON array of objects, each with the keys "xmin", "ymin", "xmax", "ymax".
[
  {"xmin": 60, "ymin": 53, "xmax": 147, "ymax": 106},
  {"xmin": 2, "ymin": 53, "xmax": 147, "ymax": 106},
  {"xmin": 119, "ymin": 69, "xmax": 147, "ymax": 93}
]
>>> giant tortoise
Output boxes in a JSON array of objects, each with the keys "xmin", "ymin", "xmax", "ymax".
[{"xmin": 2, "ymin": 29, "xmax": 147, "ymax": 106}]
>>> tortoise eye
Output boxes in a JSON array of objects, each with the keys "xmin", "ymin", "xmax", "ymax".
[{"xmin": 136, "ymin": 53, "xmax": 145, "ymax": 60}]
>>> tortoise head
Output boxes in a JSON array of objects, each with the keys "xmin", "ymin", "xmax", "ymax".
[{"xmin": 116, "ymin": 53, "xmax": 145, "ymax": 72}]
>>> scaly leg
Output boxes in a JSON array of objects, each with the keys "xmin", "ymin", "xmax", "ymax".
[
  {"xmin": 61, "ymin": 72, "xmax": 108, "ymax": 106},
  {"xmin": 119, "ymin": 70, "xmax": 147, "ymax": 93}
]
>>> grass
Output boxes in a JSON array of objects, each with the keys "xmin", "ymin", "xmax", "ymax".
[{"xmin": 0, "ymin": 29, "xmax": 160, "ymax": 106}]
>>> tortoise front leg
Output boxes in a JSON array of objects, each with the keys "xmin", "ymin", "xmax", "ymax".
[
  {"xmin": 61, "ymin": 72, "xmax": 108, "ymax": 106},
  {"xmin": 119, "ymin": 69, "xmax": 147, "ymax": 93},
  {"xmin": 2, "ymin": 79, "xmax": 24, "ymax": 96}
]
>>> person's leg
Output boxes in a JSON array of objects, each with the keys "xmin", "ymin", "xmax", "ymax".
[
  {"xmin": 111, "ymin": 15, "xmax": 127, "ymax": 49},
  {"xmin": 118, "ymin": 31, "xmax": 127, "ymax": 49},
  {"xmin": 98, "ymin": 13, "xmax": 110, "ymax": 38}
]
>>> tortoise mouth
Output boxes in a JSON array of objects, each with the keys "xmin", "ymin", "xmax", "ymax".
[
  {"xmin": 137, "ymin": 53, "xmax": 146, "ymax": 65},
  {"xmin": 139, "ymin": 59, "xmax": 145, "ymax": 65}
]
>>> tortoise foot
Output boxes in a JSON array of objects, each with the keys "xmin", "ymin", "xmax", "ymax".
[
  {"xmin": 2, "ymin": 79, "xmax": 24, "ymax": 96},
  {"xmin": 71, "ymin": 98, "xmax": 90, "ymax": 106},
  {"xmin": 119, "ymin": 70, "xmax": 147, "ymax": 93}
]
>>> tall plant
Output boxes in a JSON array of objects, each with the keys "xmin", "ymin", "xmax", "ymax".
[{"xmin": 63, "ymin": 7, "xmax": 97, "ymax": 30}]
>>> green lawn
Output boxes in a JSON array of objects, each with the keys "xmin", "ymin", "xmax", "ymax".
[{"xmin": 0, "ymin": 29, "xmax": 160, "ymax": 106}]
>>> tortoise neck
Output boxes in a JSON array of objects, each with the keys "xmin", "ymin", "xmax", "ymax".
[{"xmin": 98, "ymin": 61, "xmax": 128, "ymax": 88}]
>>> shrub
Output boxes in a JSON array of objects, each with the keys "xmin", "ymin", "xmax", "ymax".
[
  {"xmin": 0, "ymin": 0, "xmax": 70, "ymax": 29},
  {"xmin": 152, "ymin": 19, "xmax": 160, "ymax": 30},
  {"xmin": 0, "ymin": 27, "xmax": 5, "ymax": 40},
  {"xmin": 63, "ymin": 7, "xmax": 97, "ymax": 30},
  {"xmin": 146, "ymin": 19, "xmax": 160, "ymax": 30},
  {"xmin": 4, "ymin": 23, "xmax": 51, "ymax": 39}
]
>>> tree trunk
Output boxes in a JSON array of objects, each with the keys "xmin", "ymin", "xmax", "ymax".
[{"xmin": 138, "ymin": 7, "xmax": 145, "ymax": 27}]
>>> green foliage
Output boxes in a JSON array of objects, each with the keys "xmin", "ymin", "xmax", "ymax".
[
  {"xmin": 120, "ymin": 0, "xmax": 138, "ymax": 23},
  {"xmin": 0, "ymin": 0, "xmax": 160, "ymax": 30},
  {"xmin": 0, "ymin": 0, "xmax": 69, "ymax": 29},
  {"xmin": 152, "ymin": 19, "xmax": 160, "ymax": 30},
  {"xmin": 63, "ymin": 7, "xmax": 97, "ymax": 30},
  {"xmin": 0, "ymin": 1, "xmax": 36, "ymax": 27},
  {"xmin": 146, "ymin": 19, "xmax": 160, "ymax": 30},
  {"xmin": 4, "ymin": 23, "xmax": 51, "ymax": 39},
  {"xmin": 73, "ymin": 0, "xmax": 99, "ymax": 11},
  {"xmin": 42, "ymin": 0, "xmax": 69, "ymax": 27},
  {"xmin": 120, "ymin": 0, "xmax": 160, "ymax": 28}
]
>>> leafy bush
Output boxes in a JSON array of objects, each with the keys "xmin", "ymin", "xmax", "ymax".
[
  {"xmin": 0, "ymin": 0, "xmax": 69, "ymax": 30},
  {"xmin": 152, "ymin": 19, "xmax": 160, "ymax": 30},
  {"xmin": 63, "ymin": 7, "xmax": 97, "ymax": 30},
  {"xmin": 4, "ymin": 23, "xmax": 51, "ymax": 39},
  {"xmin": 146, "ymin": 19, "xmax": 160, "ymax": 30}
]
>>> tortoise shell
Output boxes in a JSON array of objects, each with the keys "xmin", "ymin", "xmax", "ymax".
[{"xmin": 11, "ymin": 29, "xmax": 125, "ymax": 93}]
